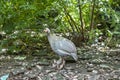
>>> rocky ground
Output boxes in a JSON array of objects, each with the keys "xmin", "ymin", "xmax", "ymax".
[{"xmin": 0, "ymin": 48, "xmax": 120, "ymax": 80}]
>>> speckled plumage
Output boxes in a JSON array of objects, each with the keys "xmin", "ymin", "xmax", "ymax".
[{"xmin": 45, "ymin": 28, "xmax": 78, "ymax": 61}]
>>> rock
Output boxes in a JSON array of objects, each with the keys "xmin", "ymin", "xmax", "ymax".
[
  {"xmin": 87, "ymin": 68, "xmax": 94, "ymax": 72},
  {"xmin": 99, "ymin": 64, "xmax": 111, "ymax": 69}
]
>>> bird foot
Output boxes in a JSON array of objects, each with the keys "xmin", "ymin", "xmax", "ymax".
[
  {"xmin": 52, "ymin": 59, "xmax": 65, "ymax": 70},
  {"xmin": 52, "ymin": 59, "xmax": 58, "ymax": 68},
  {"xmin": 57, "ymin": 59, "xmax": 65, "ymax": 70}
]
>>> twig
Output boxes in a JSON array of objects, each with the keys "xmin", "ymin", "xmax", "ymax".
[
  {"xmin": 90, "ymin": 0, "xmax": 96, "ymax": 30},
  {"xmin": 78, "ymin": 0, "xmax": 85, "ymax": 41}
]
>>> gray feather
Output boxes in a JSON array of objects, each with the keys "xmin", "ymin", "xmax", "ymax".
[{"xmin": 47, "ymin": 30, "xmax": 78, "ymax": 61}]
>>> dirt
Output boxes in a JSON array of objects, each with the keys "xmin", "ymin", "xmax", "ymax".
[{"xmin": 0, "ymin": 48, "xmax": 120, "ymax": 80}]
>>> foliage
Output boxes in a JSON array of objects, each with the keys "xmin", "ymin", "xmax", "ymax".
[
  {"xmin": 0, "ymin": 0, "xmax": 120, "ymax": 54},
  {"xmin": 0, "ymin": 0, "xmax": 57, "ymax": 54}
]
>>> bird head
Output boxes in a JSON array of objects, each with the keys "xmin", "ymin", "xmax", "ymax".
[{"xmin": 44, "ymin": 28, "xmax": 50, "ymax": 34}]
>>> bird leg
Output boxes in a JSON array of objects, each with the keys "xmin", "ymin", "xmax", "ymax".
[
  {"xmin": 52, "ymin": 56, "xmax": 65, "ymax": 69},
  {"xmin": 52, "ymin": 57, "xmax": 62, "ymax": 68},
  {"xmin": 57, "ymin": 56, "xmax": 65, "ymax": 70},
  {"xmin": 57, "ymin": 56, "xmax": 63, "ymax": 65}
]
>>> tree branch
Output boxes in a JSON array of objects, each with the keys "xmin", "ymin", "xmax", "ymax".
[
  {"xmin": 78, "ymin": 0, "xmax": 84, "ymax": 41},
  {"xmin": 90, "ymin": 0, "xmax": 96, "ymax": 30}
]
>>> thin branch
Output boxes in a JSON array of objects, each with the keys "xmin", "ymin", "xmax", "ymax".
[
  {"xmin": 64, "ymin": 8, "xmax": 75, "ymax": 32},
  {"xmin": 78, "ymin": 0, "xmax": 84, "ymax": 40},
  {"xmin": 90, "ymin": 0, "xmax": 96, "ymax": 30},
  {"xmin": 63, "ymin": 7, "xmax": 80, "ymax": 33},
  {"xmin": 59, "ymin": 0, "xmax": 80, "ymax": 33}
]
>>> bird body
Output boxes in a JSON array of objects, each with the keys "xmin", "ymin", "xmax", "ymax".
[
  {"xmin": 44, "ymin": 28, "xmax": 78, "ymax": 69},
  {"xmin": 45, "ymin": 28, "xmax": 78, "ymax": 61}
]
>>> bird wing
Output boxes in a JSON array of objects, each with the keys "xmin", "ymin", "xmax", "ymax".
[{"xmin": 54, "ymin": 37, "xmax": 77, "ymax": 53}]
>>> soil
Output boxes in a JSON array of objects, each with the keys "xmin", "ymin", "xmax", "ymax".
[{"xmin": 0, "ymin": 48, "xmax": 120, "ymax": 80}]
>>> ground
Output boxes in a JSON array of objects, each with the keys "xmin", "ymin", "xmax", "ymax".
[{"xmin": 0, "ymin": 47, "xmax": 120, "ymax": 80}]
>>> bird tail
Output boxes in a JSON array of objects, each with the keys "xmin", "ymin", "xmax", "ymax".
[{"xmin": 71, "ymin": 53, "xmax": 78, "ymax": 61}]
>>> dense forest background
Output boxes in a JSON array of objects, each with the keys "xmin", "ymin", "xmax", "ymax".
[{"xmin": 0, "ymin": 0, "xmax": 120, "ymax": 54}]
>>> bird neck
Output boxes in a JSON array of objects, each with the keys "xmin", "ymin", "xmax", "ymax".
[
  {"xmin": 47, "ymin": 32, "xmax": 50, "ymax": 36},
  {"xmin": 47, "ymin": 33, "xmax": 51, "ymax": 40}
]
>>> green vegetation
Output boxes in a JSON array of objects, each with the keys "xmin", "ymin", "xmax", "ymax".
[{"xmin": 0, "ymin": 0, "xmax": 120, "ymax": 54}]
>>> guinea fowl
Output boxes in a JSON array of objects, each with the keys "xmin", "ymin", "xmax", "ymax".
[{"xmin": 44, "ymin": 28, "xmax": 78, "ymax": 69}]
